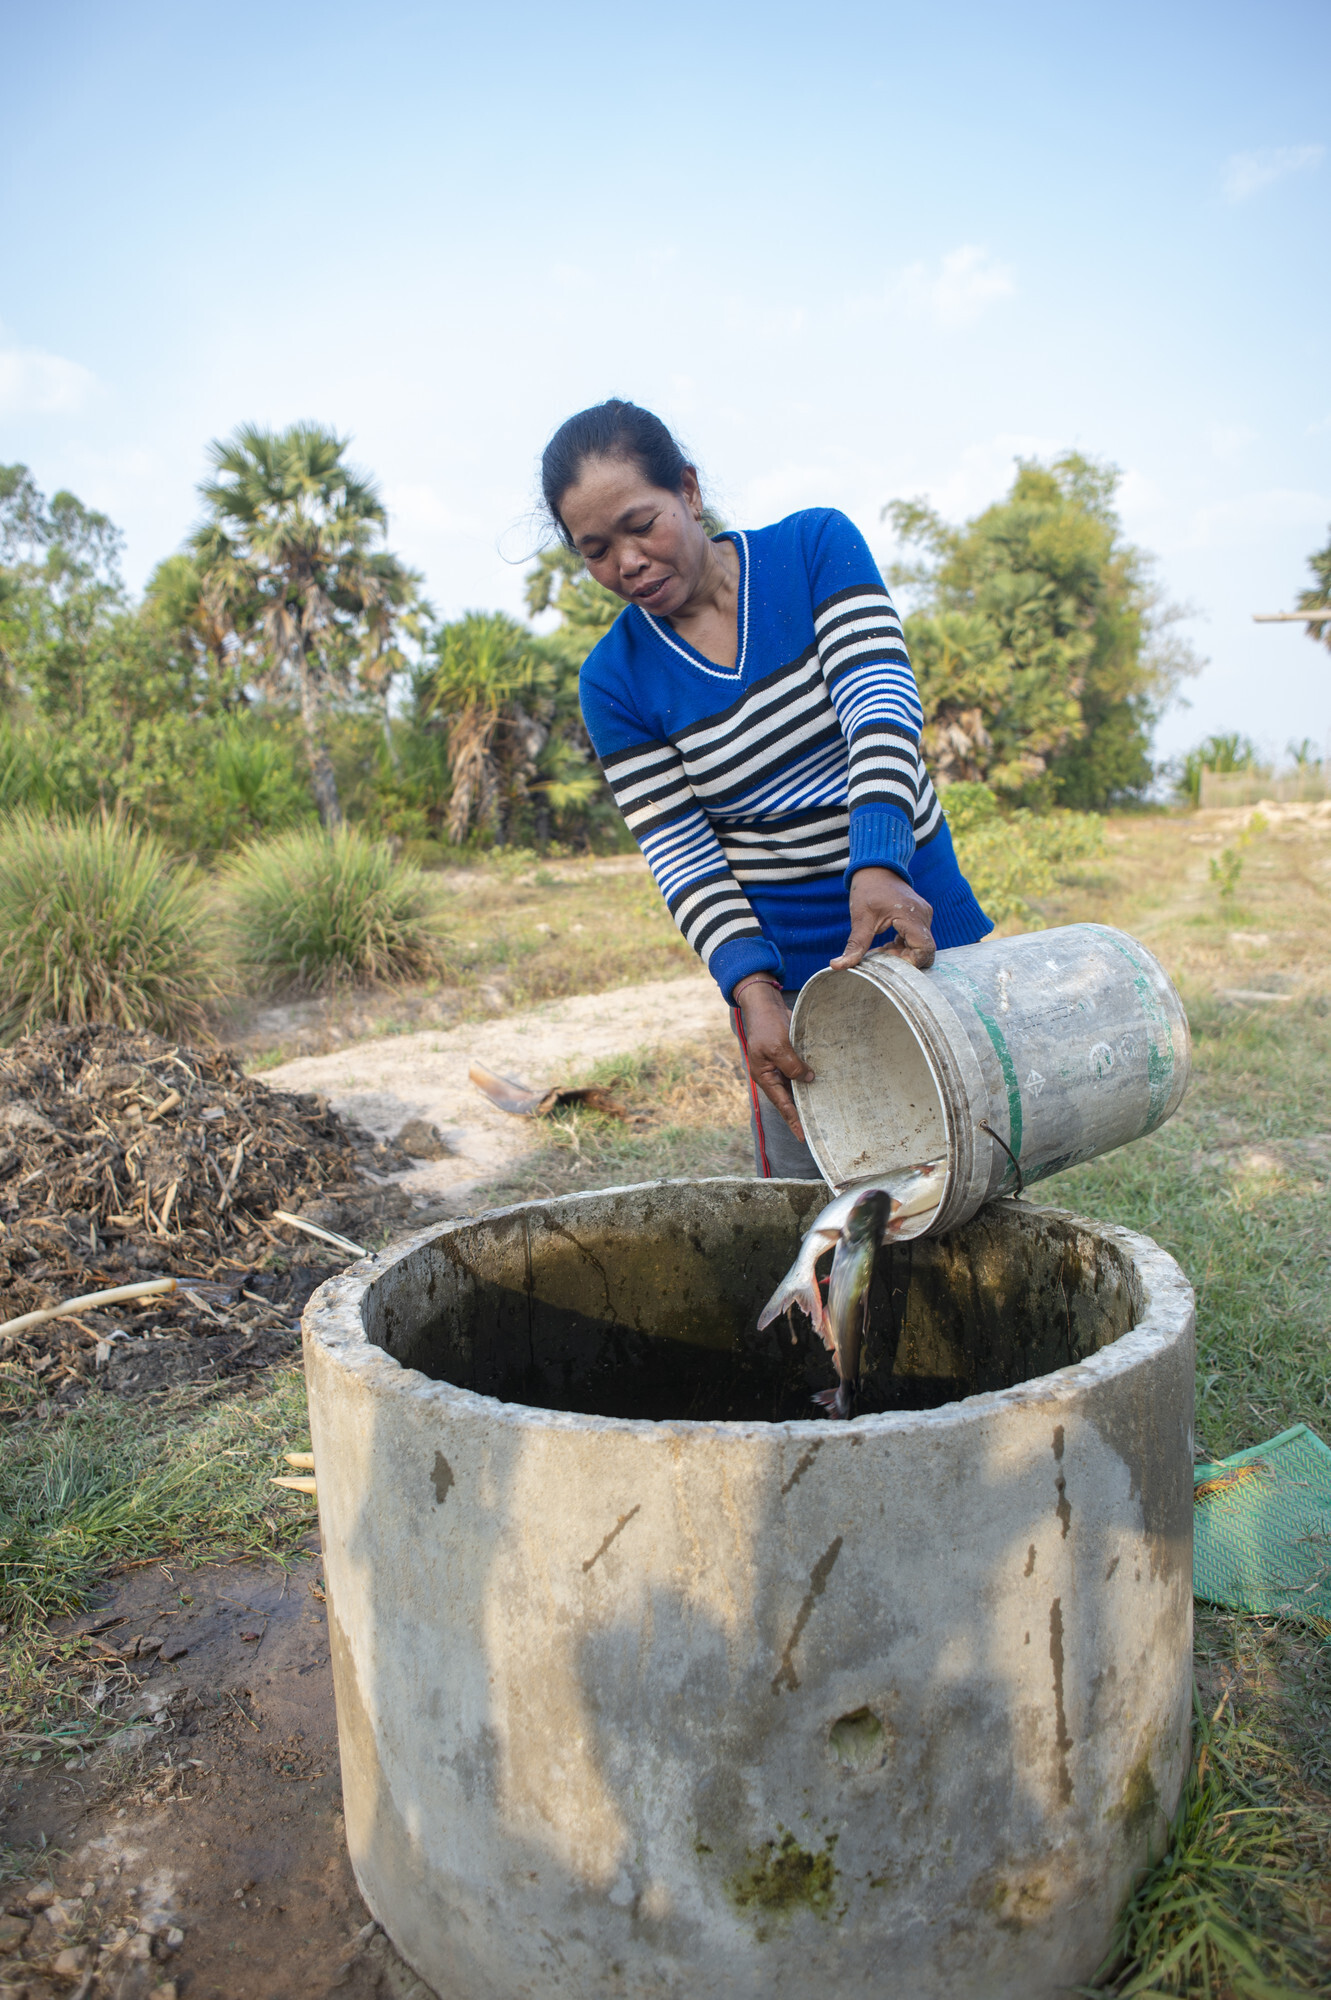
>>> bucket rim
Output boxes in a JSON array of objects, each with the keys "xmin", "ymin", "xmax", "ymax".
[{"xmin": 790, "ymin": 956, "xmax": 986, "ymax": 1230}]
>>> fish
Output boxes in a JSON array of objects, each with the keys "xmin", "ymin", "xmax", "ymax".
[
  {"xmin": 813, "ymin": 1187, "xmax": 893, "ymax": 1419},
  {"xmin": 755, "ymin": 1160, "xmax": 943, "ymax": 1424},
  {"xmin": 757, "ymin": 1161, "xmax": 946, "ymax": 1338}
]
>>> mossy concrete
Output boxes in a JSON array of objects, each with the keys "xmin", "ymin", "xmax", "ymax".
[{"xmin": 303, "ymin": 1179, "xmax": 1195, "ymax": 1999}]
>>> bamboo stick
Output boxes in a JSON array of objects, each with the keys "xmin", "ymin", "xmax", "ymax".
[
  {"xmin": 270, "ymin": 1209, "xmax": 367, "ymax": 1257},
  {"xmin": 0, "ymin": 1277, "xmax": 176, "ymax": 1339}
]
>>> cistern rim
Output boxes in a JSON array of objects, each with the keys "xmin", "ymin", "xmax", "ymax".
[{"xmin": 301, "ymin": 1178, "xmax": 1195, "ymax": 1449}]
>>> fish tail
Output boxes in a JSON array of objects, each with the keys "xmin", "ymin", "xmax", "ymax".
[{"xmin": 812, "ymin": 1382, "xmax": 854, "ymax": 1420}]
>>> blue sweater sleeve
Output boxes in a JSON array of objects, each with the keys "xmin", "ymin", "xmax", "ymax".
[
  {"xmin": 579, "ymin": 645, "xmax": 785, "ymax": 1001},
  {"xmin": 804, "ymin": 510, "xmax": 924, "ymax": 887}
]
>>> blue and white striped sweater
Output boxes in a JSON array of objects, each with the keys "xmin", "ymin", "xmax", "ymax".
[{"xmin": 578, "ymin": 507, "xmax": 991, "ymax": 999}]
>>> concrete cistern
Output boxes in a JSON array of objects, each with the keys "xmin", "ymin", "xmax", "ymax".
[{"xmin": 303, "ymin": 1179, "xmax": 1195, "ymax": 2000}]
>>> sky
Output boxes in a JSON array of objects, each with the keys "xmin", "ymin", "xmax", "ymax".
[{"xmin": 2, "ymin": 0, "xmax": 1328, "ymax": 766}]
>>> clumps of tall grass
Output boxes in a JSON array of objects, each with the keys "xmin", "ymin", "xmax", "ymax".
[
  {"xmin": 223, "ymin": 824, "xmax": 446, "ymax": 993},
  {"xmin": 0, "ymin": 811, "xmax": 215, "ymax": 1040}
]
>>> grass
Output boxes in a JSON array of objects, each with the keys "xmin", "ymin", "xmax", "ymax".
[
  {"xmin": 438, "ymin": 858, "xmax": 696, "ymax": 1009},
  {"xmin": 1043, "ymin": 992, "xmax": 1331, "ymax": 1461},
  {"xmin": 225, "ymin": 855, "xmax": 702, "ymax": 1066},
  {"xmin": 0, "ymin": 809, "xmax": 215, "ymax": 1039},
  {"xmin": 0, "ymin": 1366, "xmax": 315, "ymax": 1751},
  {"xmin": 1032, "ymin": 807, "xmax": 1331, "ymax": 1994},
  {"xmin": 222, "ymin": 824, "xmax": 447, "ymax": 993},
  {"xmin": 1080, "ymin": 1686, "xmax": 1327, "ymax": 1997}
]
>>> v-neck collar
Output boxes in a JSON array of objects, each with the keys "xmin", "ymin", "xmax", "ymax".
[{"xmin": 636, "ymin": 530, "xmax": 749, "ymax": 683}]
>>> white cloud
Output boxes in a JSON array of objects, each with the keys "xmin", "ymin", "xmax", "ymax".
[
  {"xmin": 898, "ymin": 245, "xmax": 1015, "ymax": 328},
  {"xmin": 0, "ymin": 343, "xmax": 95, "ymax": 415},
  {"xmin": 1222, "ymin": 144, "xmax": 1324, "ymax": 202}
]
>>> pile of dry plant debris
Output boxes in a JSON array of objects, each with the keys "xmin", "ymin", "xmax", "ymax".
[{"xmin": 0, "ymin": 1025, "xmax": 420, "ymax": 1404}]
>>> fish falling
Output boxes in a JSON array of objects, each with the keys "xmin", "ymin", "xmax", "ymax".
[{"xmin": 758, "ymin": 1162, "xmax": 946, "ymax": 1419}]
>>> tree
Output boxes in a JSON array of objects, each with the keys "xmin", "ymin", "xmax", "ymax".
[
  {"xmin": 194, "ymin": 423, "xmax": 395, "ymax": 826},
  {"xmin": 340, "ymin": 548, "xmax": 427, "ymax": 770},
  {"xmin": 1297, "ymin": 525, "xmax": 1331, "ymax": 647},
  {"xmin": 0, "ymin": 466, "xmax": 230, "ymax": 825},
  {"xmin": 420, "ymin": 611, "xmax": 549, "ymax": 843},
  {"xmin": 142, "ymin": 531, "xmax": 256, "ymax": 707},
  {"xmin": 883, "ymin": 454, "xmax": 1199, "ymax": 808},
  {"xmin": 0, "ymin": 466, "xmax": 127, "ymax": 717},
  {"xmin": 524, "ymin": 543, "xmax": 622, "ymax": 665},
  {"xmin": 522, "ymin": 546, "xmax": 633, "ymax": 844}
]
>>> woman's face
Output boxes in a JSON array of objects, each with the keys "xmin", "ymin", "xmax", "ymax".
[{"xmin": 558, "ymin": 456, "xmax": 710, "ymax": 616}]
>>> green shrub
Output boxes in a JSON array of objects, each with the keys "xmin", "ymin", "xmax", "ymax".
[
  {"xmin": 944, "ymin": 782, "xmax": 1104, "ymax": 926},
  {"xmin": 204, "ymin": 719, "xmax": 314, "ymax": 841},
  {"xmin": 0, "ymin": 811, "xmax": 215, "ymax": 1039},
  {"xmin": 223, "ymin": 824, "xmax": 446, "ymax": 992},
  {"xmin": 1208, "ymin": 811, "xmax": 1267, "ymax": 908}
]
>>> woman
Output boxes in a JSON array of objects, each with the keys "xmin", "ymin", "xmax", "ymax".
[{"xmin": 543, "ymin": 399, "xmax": 992, "ymax": 1178}]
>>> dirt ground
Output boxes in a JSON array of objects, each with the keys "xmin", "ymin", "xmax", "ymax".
[
  {"xmin": 258, "ymin": 972, "xmax": 726, "ymax": 1210},
  {"xmin": 0, "ymin": 1545, "xmax": 429, "ymax": 2000}
]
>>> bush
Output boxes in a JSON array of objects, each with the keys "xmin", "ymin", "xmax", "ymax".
[
  {"xmin": 223, "ymin": 825, "xmax": 446, "ymax": 993},
  {"xmin": 203, "ymin": 719, "xmax": 314, "ymax": 843},
  {"xmin": 0, "ymin": 811, "xmax": 215, "ymax": 1040},
  {"xmin": 945, "ymin": 782, "xmax": 1104, "ymax": 926}
]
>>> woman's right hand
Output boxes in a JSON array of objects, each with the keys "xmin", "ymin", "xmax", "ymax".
[{"xmin": 734, "ymin": 978, "xmax": 815, "ymax": 1142}]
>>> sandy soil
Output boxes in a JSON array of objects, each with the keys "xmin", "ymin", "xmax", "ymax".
[{"xmin": 259, "ymin": 973, "xmax": 727, "ymax": 1210}]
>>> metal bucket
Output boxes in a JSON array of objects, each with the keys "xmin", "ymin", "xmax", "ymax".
[{"xmin": 790, "ymin": 923, "xmax": 1190, "ymax": 1234}]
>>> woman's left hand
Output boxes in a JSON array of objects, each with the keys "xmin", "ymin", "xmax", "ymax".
[{"xmin": 832, "ymin": 866, "xmax": 936, "ymax": 971}]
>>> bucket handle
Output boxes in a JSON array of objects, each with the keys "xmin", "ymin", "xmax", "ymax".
[{"xmin": 979, "ymin": 1120, "xmax": 1024, "ymax": 1196}]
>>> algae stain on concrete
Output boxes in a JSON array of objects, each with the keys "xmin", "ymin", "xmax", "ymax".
[
  {"xmin": 1114, "ymin": 1748, "xmax": 1160, "ymax": 1833},
  {"xmin": 725, "ymin": 1829, "xmax": 839, "ymax": 1928}
]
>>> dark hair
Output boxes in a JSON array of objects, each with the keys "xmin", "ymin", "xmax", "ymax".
[{"xmin": 541, "ymin": 399, "xmax": 691, "ymax": 546}]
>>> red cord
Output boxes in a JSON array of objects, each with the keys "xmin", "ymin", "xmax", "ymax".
[{"xmin": 732, "ymin": 1005, "xmax": 773, "ymax": 1178}]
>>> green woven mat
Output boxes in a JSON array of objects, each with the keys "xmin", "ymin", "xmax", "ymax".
[{"xmin": 1193, "ymin": 1423, "xmax": 1331, "ymax": 1622}]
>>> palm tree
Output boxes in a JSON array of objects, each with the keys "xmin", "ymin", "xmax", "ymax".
[
  {"xmin": 194, "ymin": 423, "xmax": 389, "ymax": 826},
  {"xmin": 423, "ymin": 611, "xmax": 548, "ymax": 843},
  {"xmin": 342, "ymin": 549, "xmax": 427, "ymax": 771},
  {"xmin": 1297, "ymin": 526, "xmax": 1331, "ymax": 649}
]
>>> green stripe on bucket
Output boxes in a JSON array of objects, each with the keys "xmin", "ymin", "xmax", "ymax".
[
  {"xmin": 934, "ymin": 965, "xmax": 1023, "ymax": 1188},
  {"xmin": 1089, "ymin": 927, "xmax": 1176, "ymax": 1131}
]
